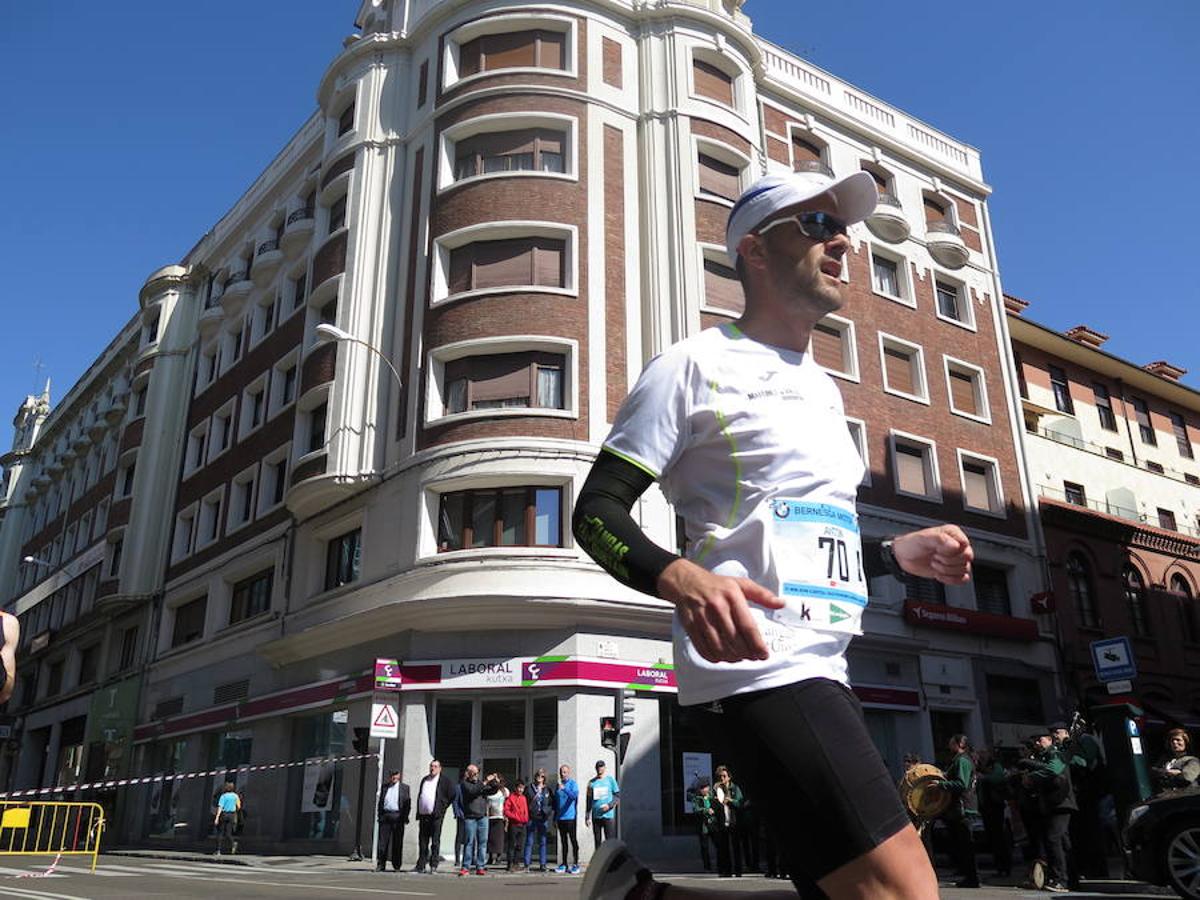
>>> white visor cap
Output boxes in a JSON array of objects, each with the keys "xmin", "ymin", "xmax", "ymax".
[{"xmin": 725, "ymin": 170, "xmax": 878, "ymax": 264}]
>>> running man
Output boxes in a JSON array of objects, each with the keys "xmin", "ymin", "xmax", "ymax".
[{"xmin": 575, "ymin": 169, "xmax": 973, "ymax": 900}]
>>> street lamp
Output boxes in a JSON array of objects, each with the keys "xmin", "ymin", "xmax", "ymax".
[
  {"xmin": 313, "ymin": 324, "xmax": 403, "ymax": 391},
  {"xmin": 21, "ymin": 556, "xmax": 52, "ymax": 570}
]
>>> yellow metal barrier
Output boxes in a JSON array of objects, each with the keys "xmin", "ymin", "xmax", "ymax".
[{"xmin": 0, "ymin": 801, "xmax": 106, "ymax": 872}]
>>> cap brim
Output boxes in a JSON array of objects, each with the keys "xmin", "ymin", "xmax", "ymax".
[{"xmin": 823, "ymin": 170, "xmax": 879, "ymax": 225}]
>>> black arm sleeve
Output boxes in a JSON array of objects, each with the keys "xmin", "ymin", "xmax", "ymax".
[{"xmin": 572, "ymin": 450, "xmax": 680, "ymax": 597}]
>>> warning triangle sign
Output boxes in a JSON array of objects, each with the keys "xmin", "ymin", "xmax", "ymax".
[
  {"xmin": 374, "ymin": 705, "xmax": 396, "ymax": 729},
  {"xmin": 371, "ymin": 701, "xmax": 399, "ymax": 738}
]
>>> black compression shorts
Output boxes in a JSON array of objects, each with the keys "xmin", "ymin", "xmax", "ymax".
[{"xmin": 695, "ymin": 678, "xmax": 910, "ymax": 888}]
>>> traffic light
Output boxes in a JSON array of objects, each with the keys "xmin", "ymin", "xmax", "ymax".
[
  {"xmin": 352, "ymin": 726, "xmax": 370, "ymax": 754},
  {"xmin": 600, "ymin": 716, "xmax": 617, "ymax": 750},
  {"xmin": 617, "ymin": 689, "xmax": 636, "ymax": 731}
]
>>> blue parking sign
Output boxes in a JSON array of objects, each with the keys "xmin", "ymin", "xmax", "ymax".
[{"xmin": 1090, "ymin": 636, "xmax": 1136, "ymax": 683}]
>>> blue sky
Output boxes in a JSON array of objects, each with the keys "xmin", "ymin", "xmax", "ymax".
[{"xmin": 2, "ymin": 1, "xmax": 1197, "ymax": 450}]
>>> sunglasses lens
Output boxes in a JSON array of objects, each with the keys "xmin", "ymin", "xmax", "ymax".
[{"xmin": 799, "ymin": 212, "xmax": 845, "ymax": 240}]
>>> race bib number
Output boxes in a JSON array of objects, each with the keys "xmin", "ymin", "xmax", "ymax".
[
  {"xmin": 767, "ymin": 499, "xmax": 867, "ymax": 634},
  {"xmin": 593, "ymin": 784, "xmax": 611, "ymax": 803}
]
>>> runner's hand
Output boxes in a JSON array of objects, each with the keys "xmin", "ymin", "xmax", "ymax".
[
  {"xmin": 892, "ymin": 525, "xmax": 973, "ymax": 585},
  {"xmin": 656, "ymin": 559, "xmax": 785, "ymax": 663}
]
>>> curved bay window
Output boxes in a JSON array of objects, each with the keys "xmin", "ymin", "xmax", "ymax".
[
  {"xmin": 454, "ymin": 128, "xmax": 565, "ymax": 180},
  {"xmin": 449, "ymin": 237, "xmax": 565, "ymax": 293},
  {"xmin": 1067, "ymin": 553, "xmax": 1098, "ymax": 628},
  {"xmin": 438, "ymin": 486, "xmax": 562, "ymax": 551},
  {"xmin": 445, "ymin": 352, "xmax": 564, "ymax": 414},
  {"xmin": 1124, "ymin": 565, "xmax": 1150, "ymax": 637},
  {"xmin": 459, "ymin": 29, "xmax": 565, "ymax": 76}
]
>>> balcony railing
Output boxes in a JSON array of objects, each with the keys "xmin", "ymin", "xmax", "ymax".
[
  {"xmin": 1031, "ymin": 426, "xmax": 1199, "ymax": 485},
  {"xmin": 257, "ymin": 239, "xmax": 280, "ymax": 256},
  {"xmin": 793, "ymin": 159, "xmax": 834, "ymax": 179},
  {"xmin": 926, "ymin": 220, "xmax": 961, "ymax": 236},
  {"xmin": 875, "ymin": 193, "xmax": 902, "ymax": 209},
  {"xmin": 287, "ymin": 208, "xmax": 314, "ymax": 227},
  {"xmin": 1037, "ymin": 483, "xmax": 1200, "ymax": 539}
]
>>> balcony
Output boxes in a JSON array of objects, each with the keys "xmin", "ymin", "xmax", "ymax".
[
  {"xmin": 103, "ymin": 398, "xmax": 127, "ymax": 425},
  {"xmin": 793, "ymin": 159, "xmax": 835, "ymax": 179},
  {"xmin": 220, "ymin": 271, "xmax": 254, "ymax": 316},
  {"xmin": 198, "ymin": 297, "xmax": 225, "ymax": 337},
  {"xmin": 281, "ymin": 208, "xmax": 315, "ymax": 257},
  {"xmin": 88, "ymin": 419, "xmax": 107, "ymax": 442},
  {"xmin": 72, "ymin": 430, "xmax": 92, "ymax": 454},
  {"xmin": 926, "ymin": 221, "xmax": 969, "ymax": 269},
  {"xmin": 251, "ymin": 239, "xmax": 284, "ymax": 287},
  {"xmin": 865, "ymin": 193, "xmax": 910, "ymax": 243}
]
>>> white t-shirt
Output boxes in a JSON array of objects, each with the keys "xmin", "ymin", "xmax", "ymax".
[{"xmin": 603, "ymin": 323, "xmax": 866, "ymax": 706}]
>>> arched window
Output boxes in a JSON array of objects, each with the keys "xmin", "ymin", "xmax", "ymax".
[
  {"xmin": 1170, "ymin": 574, "xmax": 1197, "ymax": 643},
  {"xmin": 1124, "ymin": 565, "xmax": 1150, "ymax": 637},
  {"xmin": 1067, "ymin": 553, "xmax": 1098, "ymax": 628}
]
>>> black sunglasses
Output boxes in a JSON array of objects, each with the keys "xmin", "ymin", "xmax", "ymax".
[{"xmin": 758, "ymin": 210, "xmax": 848, "ymax": 242}]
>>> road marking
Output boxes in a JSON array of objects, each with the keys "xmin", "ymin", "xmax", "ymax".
[
  {"xmin": 0, "ymin": 884, "xmax": 94, "ymax": 900},
  {"xmin": 38, "ymin": 863, "xmax": 138, "ymax": 876},
  {"xmin": 155, "ymin": 870, "xmax": 436, "ymax": 894},
  {"xmin": 0, "ymin": 866, "xmax": 63, "ymax": 877}
]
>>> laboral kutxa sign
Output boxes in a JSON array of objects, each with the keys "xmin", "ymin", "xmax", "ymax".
[{"xmin": 392, "ymin": 656, "xmax": 678, "ymax": 692}]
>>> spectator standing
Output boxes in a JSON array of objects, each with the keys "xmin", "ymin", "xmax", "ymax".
[
  {"xmin": 711, "ymin": 765, "xmax": 743, "ymax": 877},
  {"xmin": 585, "ymin": 760, "xmax": 620, "ymax": 851},
  {"xmin": 687, "ymin": 780, "xmax": 717, "ymax": 871},
  {"xmin": 413, "ymin": 759, "xmax": 455, "ymax": 873},
  {"xmin": 524, "ymin": 768, "xmax": 553, "ymax": 871},
  {"xmin": 976, "ymin": 748, "xmax": 1012, "ymax": 878},
  {"xmin": 504, "ymin": 778, "xmax": 530, "ymax": 871},
  {"xmin": 375, "ymin": 770, "xmax": 411, "ymax": 872},
  {"xmin": 458, "ymin": 765, "xmax": 500, "ymax": 876},
  {"xmin": 940, "ymin": 735, "xmax": 980, "ymax": 888},
  {"xmin": 451, "ymin": 778, "xmax": 466, "ymax": 870},
  {"xmin": 1152, "ymin": 728, "xmax": 1200, "ymax": 794},
  {"xmin": 212, "ymin": 782, "xmax": 240, "ymax": 856},
  {"xmin": 554, "ymin": 764, "xmax": 581, "ymax": 873},
  {"xmin": 486, "ymin": 774, "xmax": 508, "ymax": 866}
]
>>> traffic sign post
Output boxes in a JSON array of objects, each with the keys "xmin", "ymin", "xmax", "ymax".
[
  {"xmin": 371, "ymin": 701, "xmax": 399, "ymax": 739},
  {"xmin": 1090, "ymin": 636, "xmax": 1137, "ymax": 683}
]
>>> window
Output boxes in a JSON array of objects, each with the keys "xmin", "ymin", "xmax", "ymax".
[
  {"xmin": 903, "ymin": 573, "xmax": 945, "ymax": 605},
  {"xmin": 697, "ymin": 152, "xmax": 740, "ymax": 202},
  {"xmin": 141, "ymin": 312, "xmax": 160, "ymax": 347},
  {"xmin": 318, "ymin": 299, "xmax": 337, "ymax": 327},
  {"xmin": 792, "ymin": 134, "xmax": 825, "ymax": 171},
  {"xmin": 292, "ymin": 272, "xmax": 308, "ymax": 309},
  {"xmin": 133, "ymin": 384, "xmax": 148, "ymax": 417},
  {"xmin": 845, "ymin": 419, "xmax": 870, "ymax": 486},
  {"xmin": 186, "ymin": 423, "xmax": 208, "ymax": 474},
  {"xmin": 260, "ymin": 451, "xmax": 289, "ymax": 512},
  {"xmin": 448, "ymin": 237, "xmax": 565, "ymax": 293},
  {"xmin": 230, "ymin": 470, "xmax": 256, "ymax": 529},
  {"xmin": 1170, "ymin": 411, "xmax": 1193, "ymax": 459},
  {"xmin": 109, "ymin": 538, "xmax": 124, "ymax": 577},
  {"xmin": 879, "ymin": 336, "xmax": 927, "ymax": 402},
  {"xmin": 923, "ymin": 195, "xmax": 950, "ymax": 226},
  {"xmin": 872, "ymin": 254, "xmax": 900, "ymax": 298},
  {"xmin": 1048, "ymin": 365, "xmax": 1074, "ymax": 414},
  {"xmin": 279, "ymin": 361, "xmax": 298, "ymax": 409},
  {"xmin": 453, "ymin": 128, "xmax": 565, "ymax": 181},
  {"xmin": 47, "ymin": 659, "xmax": 64, "ymax": 697},
  {"xmin": 811, "ymin": 317, "xmax": 857, "ymax": 379},
  {"xmin": 1124, "ymin": 566, "xmax": 1150, "ymax": 637},
  {"xmin": 1063, "ymin": 481, "xmax": 1087, "ymax": 506},
  {"xmin": 972, "ymin": 564, "xmax": 1011, "ymax": 616},
  {"xmin": 1067, "ymin": 554, "xmax": 1098, "ymax": 627},
  {"xmin": 336, "ymin": 101, "xmax": 354, "ymax": 137},
  {"xmin": 117, "ymin": 625, "xmax": 139, "ymax": 671},
  {"xmin": 959, "ymin": 453, "xmax": 1003, "ymax": 515},
  {"xmin": 243, "ymin": 381, "xmax": 266, "ymax": 434},
  {"xmin": 892, "ymin": 435, "xmax": 938, "ymax": 500},
  {"xmin": 692, "ymin": 56, "xmax": 734, "ymax": 106},
  {"xmin": 307, "ymin": 403, "xmax": 328, "ymax": 454},
  {"xmin": 444, "ymin": 352, "xmax": 565, "ymax": 415},
  {"xmin": 1106, "ymin": 447, "xmax": 1125, "ymax": 461},
  {"xmin": 418, "ymin": 59, "xmax": 429, "ymax": 106},
  {"xmin": 77, "ymin": 644, "xmax": 99, "ymax": 686},
  {"xmin": 324, "ymin": 528, "xmax": 362, "ymax": 591},
  {"xmin": 1131, "ymin": 397, "xmax": 1155, "ymax": 445},
  {"xmin": 1187, "ymin": 473, "xmax": 1200, "ymax": 486},
  {"xmin": 1158, "ymin": 508, "xmax": 1177, "ymax": 531},
  {"xmin": 120, "ymin": 461, "xmax": 136, "ymax": 497},
  {"xmin": 211, "ymin": 406, "xmax": 233, "ymax": 457},
  {"xmin": 935, "ymin": 280, "xmax": 969, "ymax": 325},
  {"xmin": 1093, "ymin": 383, "xmax": 1118, "ymax": 431},
  {"xmin": 326, "ymin": 198, "xmax": 347, "ymax": 237},
  {"xmin": 172, "ymin": 509, "xmax": 195, "ymax": 561},
  {"xmin": 945, "ymin": 360, "xmax": 988, "ymax": 421},
  {"xmin": 1170, "ymin": 574, "xmax": 1197, "ymax": 644},
  {"xmin": 1146, "ymin": 460, "xmax": 1164, "ymax": 474},
  {"xmin": 199, "ymin": 344, "xmax": 220, "ymax": 389},
  {"xmin": 198, "ymin": 491, "xmax": 222, "ymax": 546},
  {"xmin": 438, "ymin": 486, "xmax": 562, "ymax": 550},
  {"xmin": 230, "ymin": 568, "xmax": 273, "ymax": 624},
  {"xmin": 459, "ymin": 29, "xmax": 566, "ymax": 76},
  {"xmin": 702, "ymin": 254, "xmax": 743, "ymax": 315},
  {"xmin": 171, "ymin": 597, "xmax": 207, "ymax": 648}
]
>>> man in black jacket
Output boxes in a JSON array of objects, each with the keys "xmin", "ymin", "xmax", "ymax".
[
  {"xmin": 376, "ymin": 770, "xmax": 411, "ymax": 871},
  {"xmin": 458, "ymin": 765, "xmax": 502, "ymax": 875},
  {"xmin": 413, "ymin": 759, "xmax": 456, "ymax": 873}
]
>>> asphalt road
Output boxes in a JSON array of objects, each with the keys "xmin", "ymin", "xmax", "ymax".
[{"xmin": 0, "ymin": 857, "xmax": 1180, "ymax": 899}]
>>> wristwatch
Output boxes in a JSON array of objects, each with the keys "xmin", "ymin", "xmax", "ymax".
[{"xmin": 879, "ymin": 538, "xmax": 906, "ymax": 578}]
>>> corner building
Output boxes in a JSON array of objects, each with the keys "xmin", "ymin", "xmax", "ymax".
[{"xmin": 1, "ymin": 0, "xmax": 1057, "ymax": 859}]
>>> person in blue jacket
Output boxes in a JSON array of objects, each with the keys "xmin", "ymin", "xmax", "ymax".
[{"xmin": 554, "ymin": 764, "xmax": 581, "ymax": 873}]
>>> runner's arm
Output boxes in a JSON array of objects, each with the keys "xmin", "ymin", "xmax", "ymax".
[{"xmin": 572, "ymin": 450, "xmax": 680, "ymax": 597}]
